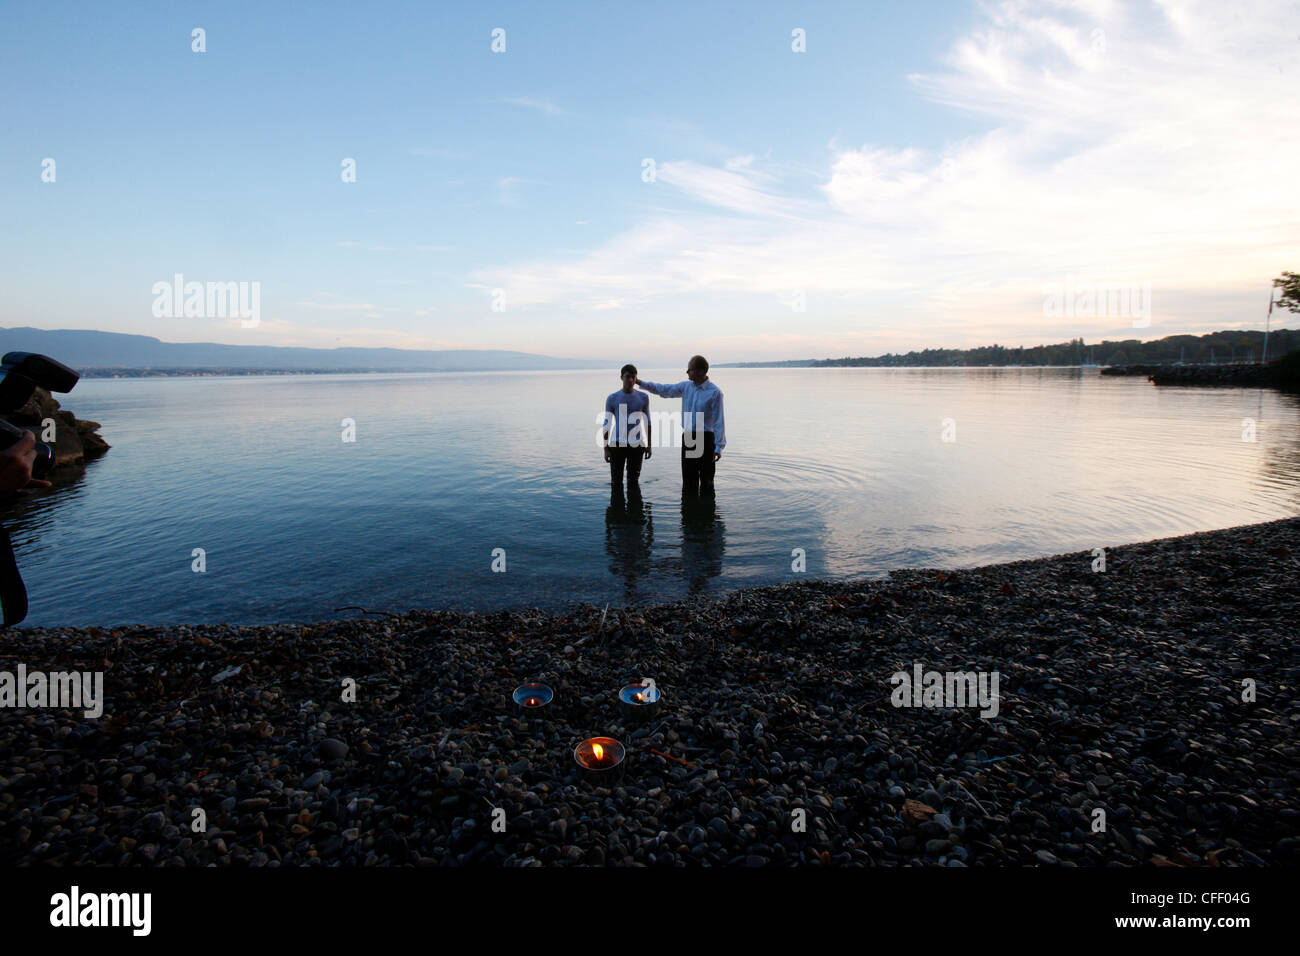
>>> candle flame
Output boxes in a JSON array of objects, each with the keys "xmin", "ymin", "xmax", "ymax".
[
  {"xmin": 527, "ymin": 698, "xmax": 538, "ymax": 707},
  {"xmin": 634, "ymin": 691, "xmax": 644, "ymax": 702},
  {"xmin": 593, "ymin": 742, "xmax": 605, "ymax": 761}
]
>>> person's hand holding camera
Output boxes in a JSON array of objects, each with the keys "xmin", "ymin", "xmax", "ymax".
[{"xmin": 0, "ymin": 429, "xmax": 52, "ymax": 492}]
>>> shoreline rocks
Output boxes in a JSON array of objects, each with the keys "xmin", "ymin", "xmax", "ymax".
[
  {"xmin": 0, "ymin": 516, "xmax": 1296, "ymax": 867},
  {"xmin": 1, "ymin": 386, "xmax": 109, "ymax": 472},
  {"xmin": 1102, "ymin": 353, "xmax": 1300, "ymax": 389}
]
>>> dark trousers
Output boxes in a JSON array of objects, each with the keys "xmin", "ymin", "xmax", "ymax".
[
  {"xmin": 681, "ymin": 430, "xmax": 716, "ymax": 496},
  {"xmin": 609, "ymin": 446, "xmax": 645, "ymax": 487}
]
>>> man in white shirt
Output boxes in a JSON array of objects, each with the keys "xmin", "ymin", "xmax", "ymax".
[
  {"xmin": 636, "ymin": 354, "xmax": 725, "ymax": 496},
  {"xmin": 603, "ymin": 363, "xmax": 652, "ymax": 490}
]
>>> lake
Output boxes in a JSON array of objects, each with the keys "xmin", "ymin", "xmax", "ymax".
[{"xmin": 6, "ymin": 367, "xmax": 1299, "ymax": 627}]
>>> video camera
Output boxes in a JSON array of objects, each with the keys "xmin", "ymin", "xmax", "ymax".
[
  {"xmin": 0, "ymin": 351, "xmax": 81, "ymax": 625},
  {"xmin": 0, "ymin": 351, "xmax": 81, "ymax": 479}
]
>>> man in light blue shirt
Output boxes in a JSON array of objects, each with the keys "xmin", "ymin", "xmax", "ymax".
[
  {"xmin": 603, "ymin": 363, "xmax": 651, "ymax": 490},
  {"xmin": 636, "ymin": 354, "xmax": 725, "ymax": 496}
]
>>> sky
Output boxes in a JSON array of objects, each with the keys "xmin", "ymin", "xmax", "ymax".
[{"xmin": 1, "ymin": 0, "xmax": 1297, "ymax": 363}]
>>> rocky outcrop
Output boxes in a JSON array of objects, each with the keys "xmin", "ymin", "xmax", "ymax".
[
  {"xmin": 1100, "ymin": 364, "xmax": 1163, "ymax": 377},
  {"xmin": 1148, "ymin": 364, "xmax": 1273, "ymax": 387},
  {"xmin": 2, "ymin": 386, "xmax": 109, "ymax": 471},
  {"xmin": 1102, "ymin": 352, "xmax": 1300, "ymax": 390}
]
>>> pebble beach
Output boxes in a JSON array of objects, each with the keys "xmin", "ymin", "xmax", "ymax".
[{"xmin": 1, "ymin": 517, "xmax": 1297, "ymax": 867}]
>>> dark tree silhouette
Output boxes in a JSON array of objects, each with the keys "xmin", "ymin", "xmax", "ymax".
[{"xmin": 1273, "ymin": 271, "xmax": 1300, "ymax": 314}]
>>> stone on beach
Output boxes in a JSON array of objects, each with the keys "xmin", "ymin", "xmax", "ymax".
[{"xmin": 0, "ymin": 516, "xmax": 1296, "ymax": 867}]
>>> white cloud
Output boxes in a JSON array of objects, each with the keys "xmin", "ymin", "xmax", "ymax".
[
  {"xmin": 409, "ymin": 146, "xmax": 473, "ymax": 159},
  {"xmin": 655, "ymin": 159, "xmax": 813, "ymax": 221},
  {"xmin": 470, "ymin": 0, "xmax": 1300, "ymax": 351},
  {"xmin": 497, "ymin": 176, "xmax": 548, "ymax": 205},
  {"xmin": 498, "ymin": 96, "xmax": 566, "ymax": 116},
  {"xmin": 212, "ymin": 316, "xmax": 472, "ymax": 350},
  {"xmin": 292, "ymin": 298, "xmax": 380, "ymax": 312}
]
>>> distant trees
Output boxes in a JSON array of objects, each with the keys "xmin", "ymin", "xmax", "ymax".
[
  {"xmin": 810, "ymin": 328, "xmax": 1300, "ymax": 368},
  {"xmin": 1274, "ymin": 271, "xmax": 1300, "ymax": 314}
]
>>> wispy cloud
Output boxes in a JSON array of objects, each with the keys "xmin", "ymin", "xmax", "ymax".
[
  {"xmin": 470, "ymin": 0, "xmax": 1300, "ymax": 348},
  {"xmin": 498, "ymin": 96, "xmax": 566, "ymax": 116},
  {"xmin": 293, "ymin": 297, "xmax": 381, "ymax": 312},
  {"xmin": 497, "ymin": 176, "xmax": 548, "ymax": 205},
  {"xmin": 336, "ymin": 242, "xmax": 454, "ymax": 254},
  {"xmin": 409, "ymin": 146, "xmax": 473, "ymax": 159},
  {"xmin": 216, "ymin": 316, "xmax": 472, "ymax": 350},
  {"xmin": 655, "ymin": 158, "xmax": 814, "ymax": 221}
]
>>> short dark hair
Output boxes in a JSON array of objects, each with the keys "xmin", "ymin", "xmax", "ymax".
[
  {"xmin": 689, "ymin": 354, "xmax": 709, "ymax": 374},
  {"xmin": 620, "ymin": 363, "xmax": 637, "ymax": 377}
]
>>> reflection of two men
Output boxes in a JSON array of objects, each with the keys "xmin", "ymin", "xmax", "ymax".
[{"xmin": 605, "ymin": 484, "xmax": 724, "ymax": 598}]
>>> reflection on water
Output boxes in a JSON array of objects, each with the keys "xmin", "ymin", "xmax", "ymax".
[
  {"xmin": 680, "ymin": 494, "xmax": 726, "ymax": 594},
  {"xmin": 605, "ymin": 486, "xmax": 654, "ymax": 600},
  {"xmin": 1, "ymin": 367, "xmax": 1297, "ymax": 626}
]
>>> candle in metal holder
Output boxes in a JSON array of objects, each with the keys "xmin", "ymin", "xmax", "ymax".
[
  {"xmin": 513, "ymin": 682, "xmax": 553, "ymax": 716},
  {"xmin": 574, "ymin": 736, "xmax": 626, "ymax": 784},
  {"xmin": 618, "ymin": 681, "xmax": 663, "ymax": 721}
]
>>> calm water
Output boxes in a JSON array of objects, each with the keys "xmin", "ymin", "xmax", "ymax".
[{"xmin": 6, "ymin": 368, "xmax": 1299, "ymax": 627}]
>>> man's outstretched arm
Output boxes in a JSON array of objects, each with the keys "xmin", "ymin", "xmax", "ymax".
[{"xmin": 635, "ymin": 377, "xmax": 686, "ymax": 398}]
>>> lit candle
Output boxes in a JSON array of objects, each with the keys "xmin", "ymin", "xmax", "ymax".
[
  {"xmin": 574, "ymin": 736, "xmax": 626, "ymax": 784},
  {"xmin": 512, "ymin": 683, "xmax": 553, "ymax": 722},
  {"xmin": 618, "ymin": 681, "xmax": 663, "ymax": 721}
]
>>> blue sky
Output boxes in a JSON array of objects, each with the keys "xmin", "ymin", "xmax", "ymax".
[{"xmin": 2, "ymin": 0, "xmax": 1296, "ymax": 362}]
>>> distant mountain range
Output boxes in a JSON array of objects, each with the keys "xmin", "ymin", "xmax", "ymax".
[
  {"xmin": 9, "ymin": 326, "xmax": 1293, "ymax": 377},
  {"xmin": 0, "ymin": 328, "xmax": 612, "ymax": 373}
]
